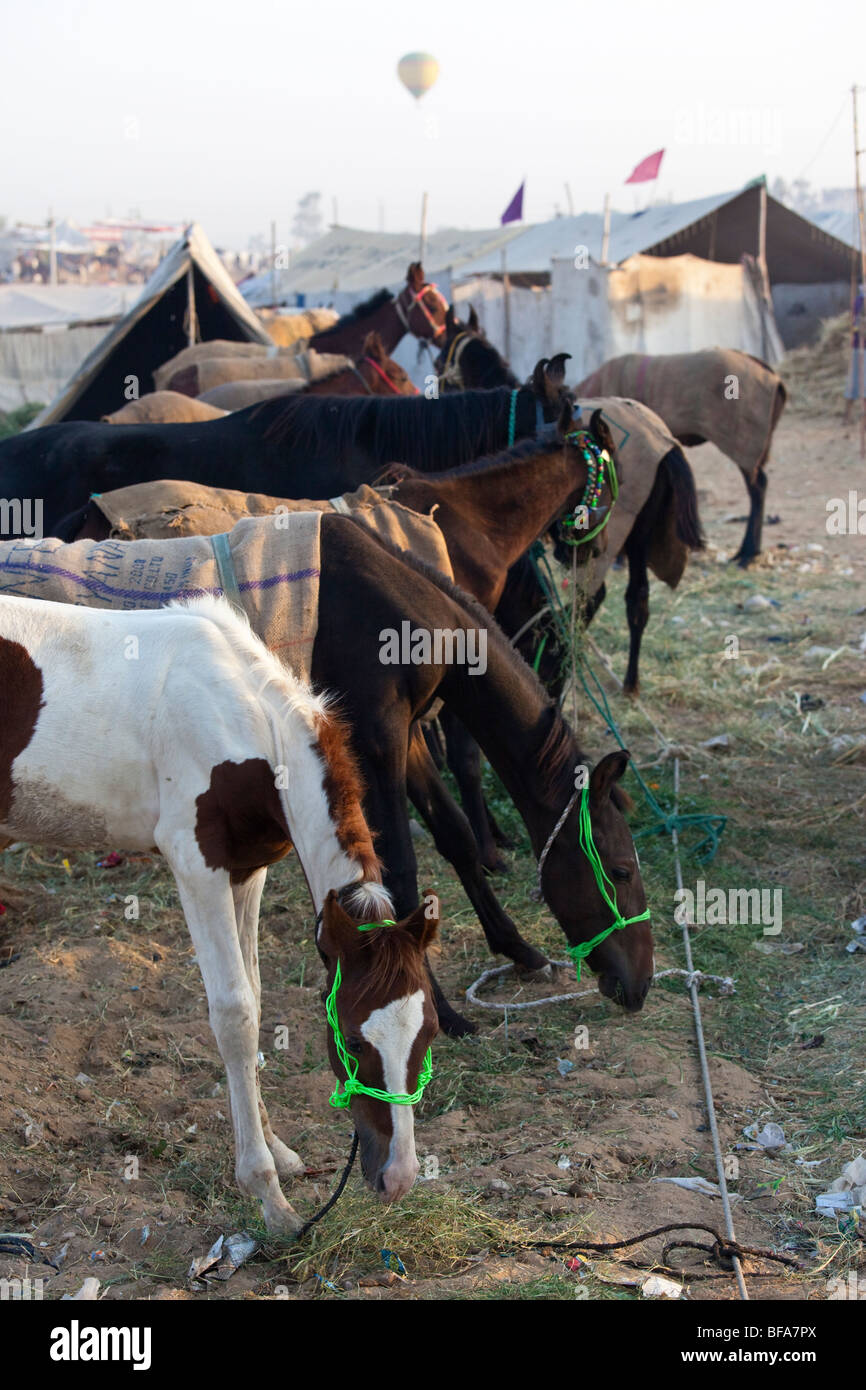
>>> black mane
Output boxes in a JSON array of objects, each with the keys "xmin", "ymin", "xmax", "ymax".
[
  {"xmin": 246, "ymin": 386, "xmax": 532, "ymax": 471},
  {"xmin": 312, "ymin": 289, "xmax": 393, "ymax": 341}
]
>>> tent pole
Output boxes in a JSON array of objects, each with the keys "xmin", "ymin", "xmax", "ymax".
[
  {"xmin": 186, "ymin": 263, "xmax": 197, "ymax": 347},
  {"xmin": 600, "ymin": 193, "xmax": 611, "ymax": 265},
  {"xmin": 419, "ymin": 192, "xmax": 429, "ymax": 264},
  {"xmin": 756, "ymin": 181, "xmax": 771, "ymax": 360},
  {"xmin": 852, "ymin": 84, "xmax": 866, "ymax": 457},
  {"xmin": 501, "ymin": 246, "xmax": 512, "ymax": 362}
]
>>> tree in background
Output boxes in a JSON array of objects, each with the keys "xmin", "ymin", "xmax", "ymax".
[{"xmin": 292, "ymin": 192, "xmax": 323, "ymax": 247}]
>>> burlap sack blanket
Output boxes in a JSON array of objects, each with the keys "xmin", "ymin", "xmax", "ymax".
[
  {"xmin": 93, "ymin": 479, "xmax": 454, "ymax": 580},
  {"xmin": 577, "ymin": 350, "xmax": 784, "ymax": 477},
  {"xmin": 103, "ymin": 391, "xmax": 228, "ymax": 424},
  {"xmin": 154, "ymin": 339, "xmax": 284, "ymax": 393},
  {"xmin": 259, "ymin": 307, "xmax": 339, "ymax": 347},
  {"xmin": 569, "ymin": 396, "xmax": 685, "ymax": 597},
  {"xmin": 0, "ymin": 513, "xmax": 321, "ymax": 682},
  {"xmin": 198, "ymin": 378, "xmax": 308, "ymax": 410},
  {"xmin": 186, "ymin": 351, "xmax": 354, "ymax": 397}
]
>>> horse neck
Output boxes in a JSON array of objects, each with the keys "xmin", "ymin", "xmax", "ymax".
[
  {"xmin": 305, "ymin": 366, "xmax": 365, "ymax": 396},
  {"xmin": 463, "ymin": 338, "xmax": 517, "ymax": 389},
  {"xmin": 312, "ymin": 300, "xmax": 404, "ymax": 358},
  {"xmin": 435, "ymin": 613, "xmax": 579, "ymax": 853},
  {"xmin": 403, "ymin": 444, "xmax": 587, "ymax": 572}
]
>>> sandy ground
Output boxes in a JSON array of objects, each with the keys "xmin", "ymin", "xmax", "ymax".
[{"xmin": 1, "ymin": 399, "xmax": 864, "ymax": 1303}]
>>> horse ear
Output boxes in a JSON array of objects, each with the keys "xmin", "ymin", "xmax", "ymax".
[
  {"xmin": 467, "ymin": 304, "xmax": 480, "ymax": 332},
  {"xmin": 446, "ymin": 303, "xmax": 457, "ymax": 331},
  {"xmin": 556, "ymin": 396, "xmax": 574, "ymax": 438},
  {"xmin": 318, "ymin": 889, "xmax": 366, "ymax": 959},
  {"xmin": 531, "ymin": 358, "xmax": 550, "ymax": 398},
  {"xmin": 589, "ymin": 750, "xmax": 630, "ymax": 810},
  {"xmin": 589, "ymin": 408, "xmax": 615, "ymax": 457},
  {"xmin": 362, "ymin": 330, "xmax": 385, "ymax": 361},
  {"xmin": 400, "ymin": 899, "xmax": 439, "ymax": 953},
  {"xmin": 546, "ymin": 352, "xmax": 572, "ymax": 388},
  {"xmin": 407, "ymin": 261, "xmax": 424, "ymax": 290}
]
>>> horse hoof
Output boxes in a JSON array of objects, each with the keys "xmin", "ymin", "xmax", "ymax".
[
  {"xmin": 269, "ymin": 1137, "xmax": 305, "ymax": 1179},
  {"xmin": 263, "ymin": 1200, "xmax": 303, "ymax": 1238},
  {"xmin": 440, "ymin": 1012, "xmax": 478, "ymax": 1039},
  {"xmin": 515, "ymin": 959, "xmax": 556, "ymax": 982},
  {"xmin": 481, "ymin": 854, "xmax": 509, "ymax": 876}
]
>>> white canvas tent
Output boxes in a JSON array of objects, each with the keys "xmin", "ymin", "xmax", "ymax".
[{"xmin": 28, "ymin": 223, "xmax": 270, "ymax": 427}]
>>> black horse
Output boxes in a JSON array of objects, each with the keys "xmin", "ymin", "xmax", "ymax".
[{"xmin": 1, "ymin": 386, "xmax": 557, "ymax": 541}]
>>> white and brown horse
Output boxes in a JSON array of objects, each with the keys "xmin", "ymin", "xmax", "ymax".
[{"xmin": 0, "ymin": 593, "xmax": 438, "ymax": 1230}]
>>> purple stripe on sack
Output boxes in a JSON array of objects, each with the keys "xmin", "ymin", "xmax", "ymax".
[{"xmin": 0, "ymin": 556, "xmax": 320, "ymax": 604}]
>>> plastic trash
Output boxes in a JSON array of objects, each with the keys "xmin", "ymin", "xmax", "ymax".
[
  {"xmin": 61, "ymin": 1278, "xmax": 101, "ymax": 1301},
  {"xmin": 188, "ymin": 1232, "xmax": 259, "ymax": 1282},
  {"xmin": 743, "ymin": 1122, "xmax": 787, "ymax": 1152},
  {"xmin": 556, "ymin": 1058, "xmax": 575, "ymax": 1077},
  {"xmin": 652, "ymin": 1176, "xmax": 741, "ymax": 1201},
  {"xmin": 642, "ymin": 1274, "xmax": 683, "ymax": 1299},
  {"xmin": 816, "ymin": 1154, "xmax": 866, "ymax": 1214}
]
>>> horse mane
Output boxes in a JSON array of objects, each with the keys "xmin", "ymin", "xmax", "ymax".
[
  {"xmin": 248, "ymin": 387, "xmax": 520, "ymax": 467},
  {"xmin": 391, "ymin": 430, "xmax": 560, "ymax": 485},
  {"xmin": 353, "ymin": 925, "xmax": 428, "ymax": 1004},
  {"xmin": 313, "ymin": 706, "xmax": 383, "ymax": 889},
  {"xmin": 460, "ymin": 333, "xmax": 520, "ymax": 389},
  {"xmin": 312, "ymin": 289, "xmax": 393, "ymax": 342}
]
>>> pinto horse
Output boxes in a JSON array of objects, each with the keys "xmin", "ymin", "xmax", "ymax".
[
  {"xmin": 0, "ymin": 516, "xmax": 654, "ymax": 1034},
  {"xmin": 0, "ymin": 593, "xmax": 438, "ymax": 1226}
]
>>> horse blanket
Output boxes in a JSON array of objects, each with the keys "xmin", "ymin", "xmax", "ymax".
[{"xmin": 577, "ymin": 349, "xmax": 785, "ymax": 477}]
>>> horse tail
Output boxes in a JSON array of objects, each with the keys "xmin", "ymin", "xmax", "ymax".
[
  {"xmin": 644, "ymin": 447, "xmax": 703, "ymax": 588},
  {"xmin": 663, "ymin": 446, "xmax": 705, "ymax": 551}
]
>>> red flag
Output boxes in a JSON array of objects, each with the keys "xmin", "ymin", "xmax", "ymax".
[
  {"xmin": 501, "ymin": 181, "xmax": 525, "ymax": 225},
  {"xmin": 625, "ymin": 149, "xmax": 665, "ymax": 184}
]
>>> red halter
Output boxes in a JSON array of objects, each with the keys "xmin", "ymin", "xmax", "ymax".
[
  {"xmin": 362, "ymin": 354, "xmax": 419, "ymax": 395},
  {"xmin": 395, "ymin": 281, "xmax": 448, "ymax": 340}
]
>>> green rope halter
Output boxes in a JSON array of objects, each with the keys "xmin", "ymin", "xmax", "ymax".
[
  {"xmin": 565, "ymin": 785, "xmax": 651, "ymax": 979},
  {"xmin": 559, "ymin": 430, "xmax": 620, "ymax": 548},
  {"xmin": 325, "ymin": 920, "xmax": 434, "ymax": 1109}
]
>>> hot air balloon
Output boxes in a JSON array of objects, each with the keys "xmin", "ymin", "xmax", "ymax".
[{"xmin": 397, "ymin": 52, "xmax": 439, "ymax": 102}]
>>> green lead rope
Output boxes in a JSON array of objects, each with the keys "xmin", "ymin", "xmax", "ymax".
[
  {"xmin": 527, "ymin": 542, "xmax": 726, "ymax": 861},
  {"xmin": 565, "ymin": 786, "xmax": 651, "ymax": 979},
  {"xmin": 325, "ymin": 920, "xmax": 434, "ymax": 1109}
]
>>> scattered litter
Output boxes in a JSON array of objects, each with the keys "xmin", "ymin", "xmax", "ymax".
[
  {"xmin": 815, "ymin": 1154, "xmax": 866, "ymax": 1214},
  {"xmin": 89, "ymin": 1249, "xmax": 106, "ymax": 1262},
  {"xmin": 75, "ymin": 1072, "xmax": 92, "ymax": 1086},
  {"xmin": 314, "ymin": 1273, "xmax": 341, "ymax": 1292},
  {"xmin": 641, "ymin": 1274, "xmax": 684, "ymax": 1299},
  {"xmin": 557, "ymin": 1155, "xmax": 572, "ymax": 1170},
  {"xmin": 381, "ymin": 1249, "xmax": 406, "ymax": 1276},
  {"xmin": 743, "ymin": 595, "xmax": 773, "ymax": 611},
  {"xmin": 666, "ymin": 1109, "xmax": 679, "ymax": 1120},
  {"xmin": 556, "ymin": 1058, "xmax": 575, "ymax": 1077},
  {"xmin": 652, "ymin": 1176, "xmax": 740, "ymax": 1201},
  {"xmin": 743, "ymin": 1122, "xmax": 787, "ymax": 1153},
  {"xmin": 97, "ymin": 852, "xmax": 124, "ymax": 869},
  {"xmin": 62, "ymin": 1278, "xmax": 101, "ymax": 1301},
  {"xmin": 852, "ymin": 916, "xmax": 866, "ymax": 935},
  {"xmin": 848, "ymin": 916, "xmax": 866, "ymax": 953},
  {"xmin": 700, "ymin": 733, "xmax": 730, "ymax": 752},
  {"xmin": 140, "ymin": 1226, "xmax": 150, "ymax": 1246},
  {"xmin": 188, "ymin": 1232, "xmax": 259, "ymax": 1282},
  {"xmin": 565, "ymin": 1255, "xmax": 589, "ymax": 1273}
]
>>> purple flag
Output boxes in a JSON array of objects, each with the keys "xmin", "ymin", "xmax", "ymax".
[{"xmin": 501, "ymin": 181, "xmax": 524, "ymax": 225}]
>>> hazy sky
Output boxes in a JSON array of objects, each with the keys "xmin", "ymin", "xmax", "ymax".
[{"xmin": 2, "ymin": 0, "xmax": 863, "ymax": 248}]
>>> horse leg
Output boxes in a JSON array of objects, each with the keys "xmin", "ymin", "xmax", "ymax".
[
  {"xmin": 623, "ymin": 540, "xmax": 650, "ymax": 696},
  {"xmin": 232, "ymin": 868, "xmax": 304, "ymax": 1181},
  {"xmin": 162, "ymin": 841, "xmax": 301, "ymax": 1234},
  {"xmin": 439, "ymin": 708, "xmax": 509, "ymax": 873},
  {"xmin": 352, "ymin": 715, "xmax": 475, "ymax": 1038},
  {"xmin": 734, "ymin": 465, "xmax": 768, "ymax": 566},
  {"xmin": 406, "ymin": 729, "xmax": 553, "ymax": 978}
]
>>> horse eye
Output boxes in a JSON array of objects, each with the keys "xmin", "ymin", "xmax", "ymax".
[
  {"xmin": 347, "ymin": 1036, "xmax": 365, "ymax": 1051},
  {"xmin": 611, "ymin": 866, "xmax": 632, "ymax": 882}
]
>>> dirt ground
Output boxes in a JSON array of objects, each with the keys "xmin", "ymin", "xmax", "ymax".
[{"xmin": 1, "ymin": 368, "xmax": 864, "ymax": 1302}]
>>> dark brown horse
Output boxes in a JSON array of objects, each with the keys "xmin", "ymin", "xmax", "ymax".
[{"xmin": 308, "ymin": 262, "xmax": 449, "ymax": 357}]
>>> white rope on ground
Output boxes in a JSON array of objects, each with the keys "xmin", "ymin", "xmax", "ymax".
[
  {"xmin": 465, "ymin": 962, "xmax": 736, "ymax": 1012},
  {"xmin": 670, "ymin": 756, "xmax": 750, "ymax": 1302}
]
